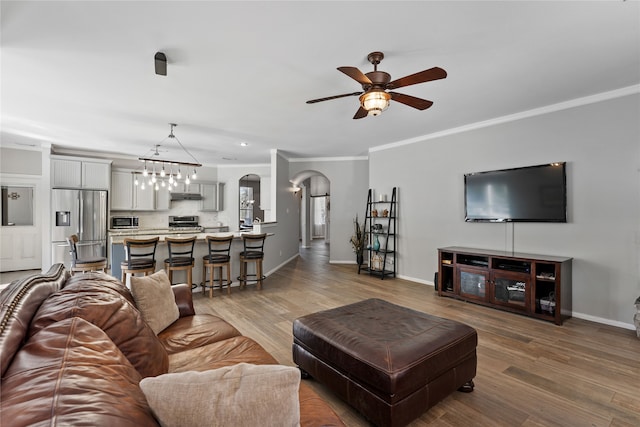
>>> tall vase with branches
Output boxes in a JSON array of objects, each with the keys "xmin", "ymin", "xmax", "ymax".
[{"xmin": 349, "ymin": 215, "xmax": 365, "ymax": 265}]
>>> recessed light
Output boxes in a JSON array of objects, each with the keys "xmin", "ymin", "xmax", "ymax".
[{"xmin": 240, "ymin": 142, "xmax": 248, "ymax": 147}]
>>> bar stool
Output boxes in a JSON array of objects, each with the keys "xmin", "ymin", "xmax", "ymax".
[
  {"xmin": 238, "ymin": 233, "xmax": 267, "ymax": 290},
  {"xmin": 202, "ymin": 235, "xmax": 233, "ymax": 298},
  {"xmin": 66, "ymin": 234, "xmax": 107, "ymax": 275},
  {"xmin": 121, "ymin": 237, "xmax": 159, "ymax": 283},
  {"xmin": 163, "ymin": 236, "xmax": 197, "ymax": 288}
]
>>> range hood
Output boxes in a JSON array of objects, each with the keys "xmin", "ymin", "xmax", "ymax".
[{"xmin": 170, "ymin": 192, "xmax": 202, "ymax": 201}]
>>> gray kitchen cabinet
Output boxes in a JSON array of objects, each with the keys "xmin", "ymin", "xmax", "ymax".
[
  {"xmin": 133, "ymin": 178, "xmax": 155, "ymax": 210},
  {"xmin": 155, "ymin": 186, "xmax": 171, "ymax": 210},
  {"xmin": 111, "ymin": 170, "xmax": 169, "ymax": 211},
  {"xmin": 200, "ymin": 182, "xmax": 224, "ymax": 211},
  {"xmin": 110, "ymin": 171, "xmax": 133, "ymax": 210},
  {"xmin": 52, "ymin": 156, "xmax": 111, "ymax": 189}
]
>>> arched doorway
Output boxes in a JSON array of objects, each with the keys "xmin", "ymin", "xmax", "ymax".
[
  {"xmin": 290, "ymin": 170, "xmax": 330, "ymax": 251},
  {"xmin": 238, "ymin": 174, "xmax": 262, "ymax": 230}
]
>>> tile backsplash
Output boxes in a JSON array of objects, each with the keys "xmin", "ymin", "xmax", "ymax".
[{"xmin": 132, "ymin": 200, "xmax": 230, "ymax": 229}]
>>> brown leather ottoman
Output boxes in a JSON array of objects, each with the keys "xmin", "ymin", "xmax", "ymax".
[{"xmin": 292, "ymin": 298, "xmax": 477, "ymax": 427}]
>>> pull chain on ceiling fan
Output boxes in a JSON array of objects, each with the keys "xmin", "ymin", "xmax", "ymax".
[{"xmin": 306, "ymin": 51, "xmax": 447, "ymax": 119}]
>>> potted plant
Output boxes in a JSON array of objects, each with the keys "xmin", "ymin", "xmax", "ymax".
[{"xmin": 349, "ymin": 215, "xmax": 365, "ymax": 266}]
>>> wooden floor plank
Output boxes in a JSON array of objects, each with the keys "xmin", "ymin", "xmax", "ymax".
[{"xmin": 192, "ymin": 241, "xmax": 640, "ymax": 426}]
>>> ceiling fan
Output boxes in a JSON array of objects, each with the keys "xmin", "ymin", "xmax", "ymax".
[{"xmin": 306, "ymin": 51, "xmax": 446, "ymax": 119}]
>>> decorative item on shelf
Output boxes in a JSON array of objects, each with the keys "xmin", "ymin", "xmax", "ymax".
[
  {"xmin": 372, "ymin": 224, "xmax": 383, "ymax": 233},
  {"xmin": 349, "ymin": 215, "xmax": 365, "ymax": 265},
  {"xmin": 371, "ymin": 254, "xmax": 384, "ymax": 271},
  {"xmin": 134, "ymin": 123, "xmax": 201, "ymax": 192},
  {"xmin": 372, "ymin": 234, "xmax": 381, "ymax": 251},
  {"xmin": 372, "ymin": 209, "xmax": 378, "ymax": 217},
  {"xmin": 382, "ymin": 209, "xmax": 389, "ymax": 217}
]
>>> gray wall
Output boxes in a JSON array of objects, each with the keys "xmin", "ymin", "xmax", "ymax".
[
  {"xmin": 369, "ymin": 94, "xmax": 640, "ymax": 327},
  {"xmin": 289, "ymin": 158, "xmax": 369, "ymax": 263}
]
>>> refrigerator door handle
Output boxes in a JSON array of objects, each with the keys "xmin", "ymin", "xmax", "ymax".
[{"xmin": 79, "ymin": 197, "xmax": 84, "ymax": 238}]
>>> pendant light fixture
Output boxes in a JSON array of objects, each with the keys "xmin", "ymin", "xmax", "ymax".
[{"xmin": 135, "ymin": 123, "xmax": 201, "ymax": 191}]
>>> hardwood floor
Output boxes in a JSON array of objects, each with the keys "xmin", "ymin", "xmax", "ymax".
[{"xmin": 194, "ymin": 241, "xmax": 639, "ymax": 426}]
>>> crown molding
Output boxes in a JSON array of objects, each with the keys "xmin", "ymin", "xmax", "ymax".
[{"xmin": 370, "ymin": 84, "xmax": 640, "ymax": 154}]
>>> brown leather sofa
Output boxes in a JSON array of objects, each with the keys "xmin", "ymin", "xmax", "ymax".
[{"xmin": 0, "ymin": 264, "xmax": 345, "ymax": 426}]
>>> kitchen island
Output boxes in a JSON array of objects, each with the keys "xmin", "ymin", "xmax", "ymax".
[{"xmin": 109, "ymin": 228, "xmax": 273, "ymax": 289}]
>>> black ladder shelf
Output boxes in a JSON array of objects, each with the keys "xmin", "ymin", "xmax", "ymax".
[{"xmin": 358, "ymin": 187, "xmax": 397, "ymax": 279}]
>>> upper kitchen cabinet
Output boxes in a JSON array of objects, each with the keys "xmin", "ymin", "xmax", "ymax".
[
  {"xmin": 200, "ymin": 182, "xmax": 224, "ymax": 212},
  {"xmin": 173, "ymin": 182, "xmax": 200, "ymax": 194},
  {"xmin": 111, "ymin": 171, "xmax": 133, "ymax": 210},
  {"xmin": 51, "ymin": 155, "xmax": 111, "ymax": 189},
  {"xmin": 110, "ymin": 170, "xmax": 170, "ymax": 211}
]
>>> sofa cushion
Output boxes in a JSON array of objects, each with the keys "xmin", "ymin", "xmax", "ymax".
[
  {"xmin": 1, "ymin": 316, "xmax": 158, "ymax": 427},
  {"xmin": 64, "ymin": 270, "xmax": 136, "ymax": 304},
  {"xmin": 140, "ymin": 363, "xmax": 301, "ymax": 427},
  {"xmin": 0, "ymin": 263, "xmax": 67, "ymax": 377},
  {"xmin": 168, "ymin": 335, "xmax": 278, "ymax": 373},
  {"xmin": 158, "ymin": 313, "xmax": 242, "ymax": 355},
  {"xmin": 130, "ymin": 270, "xmax": 180, "ymax": 334},
  {"xmin": 30, "ymin": 278, "xmax": 169, "ymax": 378}
]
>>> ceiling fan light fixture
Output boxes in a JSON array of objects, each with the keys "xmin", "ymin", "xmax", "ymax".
[{"xmin": 360, "ymin": 90, "xmax": 390, "ymax": 116}]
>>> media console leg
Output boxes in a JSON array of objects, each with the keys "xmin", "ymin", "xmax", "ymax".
[{"xmin": 458, "ymin": 380, "xmax": 475, "ymax": 393}]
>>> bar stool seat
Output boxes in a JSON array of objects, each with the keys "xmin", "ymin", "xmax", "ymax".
[
  {"xmin": 121, "ymin": 237, "xmax": 159, "ymax": 284},
  {"xmin": 164, "ymin": 236, "xmax": 197, "ymax": 288},
  {"xmin": 202, "ymin": 235, "xmax": 233, "ymax": 298},
  {"xmin": 238, "ymin": 233, "xmax": 267, "ymax": 290},
  {"xmin": 66, "ymin": 234, "xmax": 107, "ymax": 275}
]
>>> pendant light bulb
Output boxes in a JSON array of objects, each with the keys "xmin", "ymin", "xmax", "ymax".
[
  {"xmin": 192, "ymin": 169, "xmax": 197, "ymax": 180},
  {"xmin": 185, "ymin": 176, "xmax": 191, "ymax": 185},
  {"xmin": 160, "ymin": 165, "xmax": 166, "ymax": 177},
  {"xmin": 177, "ymin": 168, "xmax": 182, "ymax": 180}
]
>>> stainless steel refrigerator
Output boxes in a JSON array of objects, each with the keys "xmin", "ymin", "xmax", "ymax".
[{"xmin": 51, "ymin": 189, "xmax": 108, "ymax": 267}]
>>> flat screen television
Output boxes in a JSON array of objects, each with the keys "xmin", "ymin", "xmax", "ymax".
[{"xmin": 464, "ymin": 162, "xmax": 567, "ymax": 222}]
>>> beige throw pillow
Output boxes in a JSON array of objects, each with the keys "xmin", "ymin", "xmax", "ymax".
[
  {"xmin": 140, "ymin": 363, "xmax": 301, "ymax": 427},
  {"xmin": 130, "ymin": 270, "xmax": 179, "ymax": 335}
]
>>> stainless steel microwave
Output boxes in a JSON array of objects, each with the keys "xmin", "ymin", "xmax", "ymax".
[{"xmin": 111, "ymin": 216, "xmax": 139, "ymax": 229}]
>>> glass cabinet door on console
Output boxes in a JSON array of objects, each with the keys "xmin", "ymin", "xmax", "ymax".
[
  {"xmin": 457, "ymin": 266, "xmax": 489, "ymax": 302},
  {"xmin": 490, "ymin": 271, "xmax": 531, "ymax": 311}
]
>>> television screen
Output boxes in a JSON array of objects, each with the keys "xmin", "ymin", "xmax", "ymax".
[{"xmin": 464, "ymin": 162, "xmax": 567, "ymax": 222}]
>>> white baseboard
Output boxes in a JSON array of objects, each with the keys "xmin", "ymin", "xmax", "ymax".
[
  {"xmin": 571, "ymin": 311, "xmax": 636, "ymax": 331},
  {"xmin": 266, "ymin": 253, "xmax": 299, "ymax": 277}
]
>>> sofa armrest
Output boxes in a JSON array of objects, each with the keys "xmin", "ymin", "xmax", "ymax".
[{"xmin": 171, "ymin": 284, "xmax": 195, "ymax": 317}]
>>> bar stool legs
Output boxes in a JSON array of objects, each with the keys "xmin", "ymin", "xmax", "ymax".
[
  {"xmin": 203, "ymin": 263, "xmax": 231, "ymax": 298},
  {"xmin": 202, "ymin": 235, "xmax": 233, "ymax": 298},
  {"xmin": 239, "ymin": 256, "xmax": 264, "ymax": 290},
  {"xmin": 237, "ymin": 233, "xmax": 267, "ymax": 290}
]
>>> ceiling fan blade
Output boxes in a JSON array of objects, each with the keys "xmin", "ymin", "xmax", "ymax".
[
  {"xmin": 387, "ymin": 67, "xmax": 447, "ymax": 90},
  {"xmin": 306, "ymin": 92, "xmax": 362, "ymax": 104},
  {"xmin": 337, "ymin": 67, "xmax": 372, "ymax": 86},
  {"xmin": 353, "ymin": 107, "xmax": 368, "ymax": 120},
  {"xmin": 389, "ymin": 92, "xmax": 434, "ymax": 110}
]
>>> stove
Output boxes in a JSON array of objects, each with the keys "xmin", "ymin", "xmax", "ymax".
[{"xmin": 168, "ymin": 215, "xmax": 201, "ymax": 231}]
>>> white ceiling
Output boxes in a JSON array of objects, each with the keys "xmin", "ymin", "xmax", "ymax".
[{"xmin": 1, "ymin": 1, "xmax": 638, "ymax": 166}]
